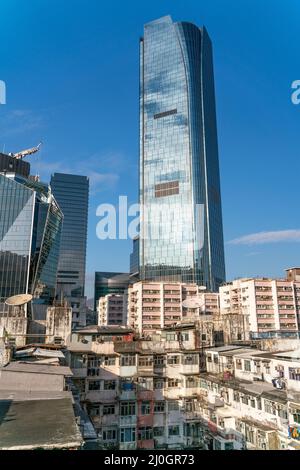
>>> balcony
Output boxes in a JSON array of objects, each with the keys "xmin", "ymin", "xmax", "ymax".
[
  {"xmin": 137, "ymin": 439, "xmax": 154, "ymax": 449},
  {"xmin": 114, "ymin": 341, "xmax": 140, "ymax": 353},
  {"xmin": 71, "ymin": 367, "xmax": 87, "ymax": 378},
  {"xmin": 119, "ymin": 442, "xmax": 136, "ymax": 451},
  {"xmin": 137, "ymin": 389, "xmax": 154, "ymax": 400},
  {"xmin": 119, "ymin": 415, "xmax": 137, "ymax": 426}
]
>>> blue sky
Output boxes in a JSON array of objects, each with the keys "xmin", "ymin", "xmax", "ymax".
[{"xmin": 0, "ymin": 0, "xmax": 299, "ymax": 299}]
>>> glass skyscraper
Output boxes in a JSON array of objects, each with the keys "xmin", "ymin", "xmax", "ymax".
[
  {"xmin": 139, "ymin": 15, "xmax": 226, "ymax": 291},
  {"xmin": 50, "ymin": 173, "xmax": 89, "ymax": 299},
  {"xmin": 0, "ymin": 164, "xmax": 63, "ymax": 310},
  {"xmin": 50, "ymin": 173, "xmax": 89, "ymax": 327}
]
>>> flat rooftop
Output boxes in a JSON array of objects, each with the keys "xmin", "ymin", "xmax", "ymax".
[
  {"xmin": 0, "ymin": 396, "xmax": 82, "ymax": 450},
  {"xmin": 2, "ymin": 362, "xmax": 72, "ymax": 376},
  {"xmin": 74, "ymin": 325, "xmax": 133, "ymax": 335}
]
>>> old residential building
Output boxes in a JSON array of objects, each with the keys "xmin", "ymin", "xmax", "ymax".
[
  {"xmin": 195, "ymin": 345, "xmax": 300, "ymax": 450},
  {"xmin": 98, "ymin": 294, "xmax": 127, "ymax": 326},
  {"xmin": 127, "ymin": 281, "xmax": 219, "ymax": 334},
  {"xmin": 66, "ymin": 324, "xmax": 208, "ymax": 450},
  {"xmin": 219, "ymin": 269, "xmax": 300, "ymax": 337}
]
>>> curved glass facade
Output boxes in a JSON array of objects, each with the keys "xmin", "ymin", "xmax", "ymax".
[
  {"xmin": 0, "ymin": 172, "xmax": 63, "ymax": 308},
  {"xmin": 139, "ymin": 16, "xmax": 225, "ymax": 291}
]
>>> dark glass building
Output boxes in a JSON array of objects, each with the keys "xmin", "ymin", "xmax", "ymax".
[
  {"xmin": 139, "ymin": 15, "xmax": 226, "ymax": 291},
  {"xmin": 50, "ymin": 173, "xmax": 89, "ymax": 299},
  {"xmin": 130, "ymin": 236, "xmax": 140, "ymax": 278},
  {"xmin": 0, "ymin": 167, "xmax": 63, "ymax": 310},
  {"xmin": 94, "ymin": 272, "xmax": 131, "ymax": 311}
]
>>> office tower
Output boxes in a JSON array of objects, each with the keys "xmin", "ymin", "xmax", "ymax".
[
  {"xmin": 0, "ymin": 155, "xmax": 63, "ymax": 311},
  {"xmin": 139, "ymin": 15, "xmax": 226, "ymax": 291},
  {"xmin": 94, "ymin": 272, "xmax": 130, "ymax": 311},
  {"xmin": 50, "ymin": 173, "xmax": 89, "ymax": 328}
]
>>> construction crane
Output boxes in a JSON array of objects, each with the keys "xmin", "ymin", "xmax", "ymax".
[{"xmin": 9, "ymin": 142, "xmax": 42, "ymax": 160}]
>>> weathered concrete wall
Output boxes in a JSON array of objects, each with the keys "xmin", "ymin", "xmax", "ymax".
[
  {"xmin": 0, "ymin": 370, "xmax": 64, "ymax": 391},
  {"xmin": 0, "ymin": 317, "xmax": 27, "ymax": 347},
  {"xmin": 46, "ymin": 306, "xmax": 72, "ymax": 345}
]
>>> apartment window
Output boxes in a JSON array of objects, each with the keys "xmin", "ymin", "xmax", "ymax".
[
  {"xmin": 236, "ymin": 359, "xmax": 242, "ymax": 370},
  {"xmin": 278, "ymin": 408, "xmax": 288, "ymax": 420},
  {"xmin": 154, "ymin": 379, "xmax": 164, "ymax": 389},
  {"xmin": 168, "ymin": 425, "xmax": 180, "ymax": 436},
  {"xmin": 180, "ymin": 333, "xmax": 189, "ymax": 341},
  {"xmin": 103, "ymin": 429, "xmax": 117, "ymax": 441},
  {"xmin": 183, "ymin": 354, "xmax": 198, "ymax": 365},
  {"xmin": 289, "ymin": 368, "xmax": 300, "ymax": 381},
  {"xmin": 88, "ymin": 380, "xmax": 100, "ymax": 391},
  {"xmin": 168, "ymin": 378, "xmax": 180, "ymax": 388},
  {"xmin": 87, "ymin": 367, "xmax": 100, "ymax": 377},
  {"xmin": 244, "ymin": 360, "xmax": 251, "ymax": 372},
  {"xmin": 138, "ymin": 427, "xmax": 153, "ymax": 440},
  {"xmin": 103, "ymin": 404, "xmax": 115, "ymax": 415},
  {"xmin": 167, "ymin": 355, "xmax": 180, "ymax": 365},
  {"xmin": 241, "ymin": 395, "xmax": 248, "ymax": 405},
  {"xmin": 154, "ymin": 355, "xmax": 164, "ymax": 366},
  {"xmin": 207, "ymin": 354, "xmax": 212, "ymax": 363},
  {"xmin": 120, "ymin": 427, "xmax": 136, "ymax": 443},
  {"xmin": 121, "ymin": 354, "xmax": 136, "ymax": 366},
  {"xmin": 166, "ymin": 333, "xmax": 176, "ymax": 341},
  {"xmin": 293, "ymin": 410, "xmax": 300, "ymax": 424},
  {"xmin": 155, "ymin": 181, "xmax": 179, "ymax": 198},
  {"xmin": 257, "ymin": 398, "xmax": 262, "ymax": 410},
  {"xmin": 138, "ymin": 377, "xmax": 152, "ymax": 390},
  {"xmin": 141, "ymin": 401, "xmax": 151, "ymax": 415},
  {"xmin": 186, "ymin": 377, "xmax": 198, "ymax": 388},
  {"xmin": 225, "ymin": 442, "xmax": 234, "ymax": 451},
  {"xmin": 139, "ymin": 356, "xmax": 153, "ymax": 367},
  {"xmin": 154, "ymin": 108, "xmax": 177, "ymax": 119},
  {"xmin": 154, "ymin": 401, "xmax": 165, "ymax": 413},
  {"xmin": 264, "ymin": 400, "xmax": 276, "ymax": 415},
  {"xmin": 104, "ymin": 380, "xmax": 116, "ymax": 390},
  {"xmin": 213, "ymin": 355, "xmax": 218, "ymax": 364},
  {"xmin": 201, "ymin": 334, "xmax": 207, "ymax": 341},
  {"xmin": 87, "ymin": 356, "xmax": 101, "ymax": 368},
  {"xmin": 168, "ymin": 400, "xmax": 180, "ymax": 411},
  {"xmin": 89, "ymin": 405, "xmax": 100, "ymax": 416},
  {"xmin": 250, "ymin": 398, "xmax": 256, "ymax": 408},
  {"xmin": 233, "ymin": 391, "xmax": 240, "ymax": 402},
  {"xmin": 121, "ymin": 377, "xmax": 135, "ymax": 391},
  {"xmin": 185, "ymin": 401, "xmax": 193, "ymax": 412},
  {"xmin": 153, "ymin": 427, "xmax": 164, "ymax": 437},
  {"xmin": 104, "ymin": 356, "xmax": 116, "ymax": 366},
  {"xmin": 120, "ymin": 401, "xmax": 136, "ymax": 416}
]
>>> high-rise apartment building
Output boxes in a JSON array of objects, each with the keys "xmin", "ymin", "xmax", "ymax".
[
  {"xmin": 50, "ymin": 173, "xmax": 89, "ymax": 328},
  {"xmin": 98, "ymin": 294, "xmax": 127, "ymax": 326},
  {"xmin": 128, "ymin": 280, "xmax": 220, "ymax": 334},
  {"xmin": 219, "ymin": 268, "xmax": 300, "ymax": 336},
  {"xmin": 139, "ymin": 16, "xmax": 225, "ymax": 291}
]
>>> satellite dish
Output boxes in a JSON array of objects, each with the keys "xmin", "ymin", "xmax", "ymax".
[
  {"xmin": 5, "ymin": 294, "xmax": 33, "ymax": 306},
  {"xmin": 182, "ymin": 296, "xmax": 204, "ymax": 309}
]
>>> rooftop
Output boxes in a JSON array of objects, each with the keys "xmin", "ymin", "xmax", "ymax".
[
  {"xmin": 2, "ymin": 362, "xmax": 72, "ymax": 376},
  {"xmin": 206, "ymin": 345, "xmax": 244, "ymax": 353},
  {"xmin": 0, "ymin": 396, "xmax": 82, "ymax": 450},
  {"xmin": 74, "ymin": 325, "xmax": 133, "ymax": 335}
]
